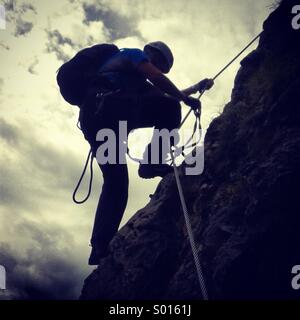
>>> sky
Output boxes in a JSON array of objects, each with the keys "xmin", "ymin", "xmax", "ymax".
[{"xmin": 0, "ymin": 0, "xmax": 273, "ymax": 299}]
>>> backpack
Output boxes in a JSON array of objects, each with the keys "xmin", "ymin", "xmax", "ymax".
[{"xmin": 56, "ymin": 43, "xmax": 119, "ymax": 106}]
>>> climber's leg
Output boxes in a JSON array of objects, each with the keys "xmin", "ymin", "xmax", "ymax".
[
  {"xmin": 87, "ymin": 115, "xmax": 129, "ymax": 265},
  {"xmin": 79, "ymin": 90, "xmax": 131, "ymax": 265},
  {"xmin": 135, "ymin": 93, "xmax": 181, "ymax": 178},
  {"xmin": 89, "ymin": 161, "xmax": 129, "ymax": 265}
]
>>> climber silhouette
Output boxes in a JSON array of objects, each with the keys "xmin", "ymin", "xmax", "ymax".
[{"xmin": 77, "ymin": 41, "xmax": 214, "ymax": 265}]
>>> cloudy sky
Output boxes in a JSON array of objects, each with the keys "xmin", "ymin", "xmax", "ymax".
[{"xmin": 0, "ymin": 0, "xmax": 273, "ymax": 299}]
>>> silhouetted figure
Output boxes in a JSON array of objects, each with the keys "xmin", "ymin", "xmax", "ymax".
[{"xmin": 60, "ymin": 41, "xmax": 214, "ymax": 265}]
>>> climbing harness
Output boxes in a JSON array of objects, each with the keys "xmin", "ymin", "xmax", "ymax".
[{"xmin": 170, "ymin": 31, "xmax": 262, "ymax": 300}]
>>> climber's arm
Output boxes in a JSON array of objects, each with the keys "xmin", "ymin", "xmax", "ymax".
[
  {"xmin": 137, "ymin": 61, "xmax": 187, "ymax": 102},
  {"xmin": 182, "ymin": 79, "xmax": 215, "ymax": 96},
  {"xmin": 182, "ymin": 78, "xmax": 214, "ymax": 96},
  {"xmin": 181, "ymin": 84, "xmax": 199, "ymax": 96},
  {"xmin": 138, "ymin": 62, "xmax": 214, "ymax": 102}
]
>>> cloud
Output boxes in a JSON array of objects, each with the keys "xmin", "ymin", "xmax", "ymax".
[
  {"xmin": 0, "ymin": 114, "xmax": 93, "ymax": 300},
  {"xmin": 0, "ymin": 117, "xmax": 84, "ymax": 210},
  {"xmin": 0, "ymin": 78, "xmax": 4, "ymax": 94},
  {"xmin": 82, "ymin": 2, "xmax": 143, "ymax": 42},
  {"xmin": 0, "ymin": 118, "xmax": 90, "ymax": 299},
  {"xmin": 44, "ymin": 0, "xmax": 145, "ymax": 63},
  {"xmin": 4, "ymin": 0, "xmax": 37, "ymax": 37},
  {"xmin": 28, "ymin": 57, "xmax": 39, "ymax": 75},
  {"xmin": 3, "ymin": 0, "xmax": 15, "ymax": 11},
  {"xmin": 0, "ymin": 42, "xmax": 10, "ymax": 51},
  {"xmin": 47, "ymin": 29, "xmax": 75, "ymax": 47},
  {"xmin": 0, "ymin": 222, "xmax": 84, "ymax": 300},
  {"xmin": 0, "ymin": 117, "xmax": 19, "ymax": 145},
  {"xmin": 14, "ymin": 18, "xmax": 33, "ymax": 37},
  {"xmin": 45, "ymin": 29, "xmax": 76, "ymax": 62},
  {"xmin": 19, "ymin": 3, "xmax": 37, "ymax": 14}
]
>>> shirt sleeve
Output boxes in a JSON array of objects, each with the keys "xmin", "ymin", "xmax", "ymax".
[{"xmin": 120, "ymin": 48, "xmax": 149, "ymax": 67}]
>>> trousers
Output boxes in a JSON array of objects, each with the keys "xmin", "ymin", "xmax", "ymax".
[{"xmin": 79, "ymin": 82, "xmax": 181, "ymax": 251}]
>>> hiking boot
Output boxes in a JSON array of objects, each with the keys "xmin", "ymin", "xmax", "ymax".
[
  {"xmin": 138, "ymin": 164, "xmax": 173, "ymax": 179},
  {"xmin": 88, "ymin": 246, "xmax": 110, "ymax": 266}
]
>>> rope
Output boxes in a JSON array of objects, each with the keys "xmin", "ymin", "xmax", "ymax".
[
  {"xmin": 179, "ymin": 32, "xmax": 263, "ymax": 130},
  {"xmin": 170, "ymin": 149, "xmax": 208, "ymax": 300},
  {"xmin": 170, "ymin": 32, "xmax": 262, "ymax": 299},
  {"xmin": 72, "ymin": 148, "xmax": 94, "ymax": 204},
  {"xmin": 163, "ymin": 110, "xmax": 202, "ymax": 163},
  {"xmin": 127, "ymin": 148, "xmax": 142, "ymax": 164},
  {"xmin": 178, "ymin": 110, "xmax": 202, "ymax": 157}
]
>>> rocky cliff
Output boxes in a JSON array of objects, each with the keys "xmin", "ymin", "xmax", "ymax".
[{"xmin": 81, "ymin": 0, "xmax": 300, "ymax": 300}]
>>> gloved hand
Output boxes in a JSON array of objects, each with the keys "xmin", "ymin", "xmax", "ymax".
[
  {"xmin": 198, "ymin": 78, "xmax": 214, "ymax": 92},
  {"xmin": 183, "ymin": 96, "xmax": 201, "ymax": 111}
]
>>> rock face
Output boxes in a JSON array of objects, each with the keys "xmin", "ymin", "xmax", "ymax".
[{"xmin": 81, "ymin": 0, "xmax": 300, "ymax": 300}]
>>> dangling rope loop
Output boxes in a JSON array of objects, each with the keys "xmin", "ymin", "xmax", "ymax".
[{"xmin": 72, "ymin": 148, "xmax": 94, "ymax": 204}]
